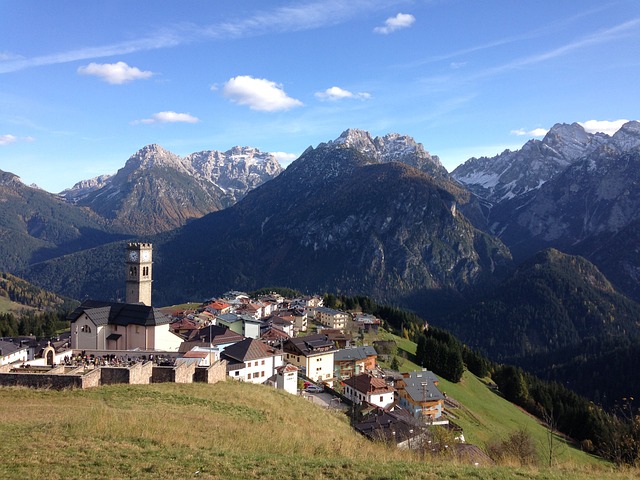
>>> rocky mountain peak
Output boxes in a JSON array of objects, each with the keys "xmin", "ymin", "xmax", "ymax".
[
  {"xmin": 541, "ymin": 122, "xmax": 594, "ymax": 161},
  {"xmin": 329, "ymin": 129, "xmax": 376, "ymax": 153},
  {"xmin": 58, "ymin": 174, "xmax": 113, "ymax": 202},
  {"xmin": 123, "ymin": 144, "xmax": 186, "ymax": 172},
  {"xmin": 323, "ymin": 129, "xmax": 446, "ymax": 176},
  {"xmin": 0, "ymin": 170, "xmax": 23, "ymax": 187},
  {"xmin": 611, "ymin": 120, "xmax": 640, "ymax": 151}
]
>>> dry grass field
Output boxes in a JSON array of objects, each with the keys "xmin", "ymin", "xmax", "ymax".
[{"xmin": 0, "ymin": 381, "xmax": 638, "ymax": 480}]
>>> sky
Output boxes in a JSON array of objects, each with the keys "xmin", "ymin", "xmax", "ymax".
[{"xmin": 1, "ymin": 0, "xmax": 639, "ymax": 193}]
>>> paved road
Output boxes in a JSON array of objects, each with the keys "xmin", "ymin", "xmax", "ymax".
[{"xmin": 302, "ymin": 391, "xmax": 348, "ymax": 411}]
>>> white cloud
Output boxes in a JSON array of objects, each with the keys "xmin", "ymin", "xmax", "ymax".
[
  {"xmin": 134, "ymin": 111, "xmax": 199, "ymax": 125},
  {"xmin": 222, "ymin": 75, "xmax": 303, "ymax": 112},
  {"xmin": 0, "ymin": 134, "xmax": 34, "ymax": 145},
  {"xmin": 511, "ymin": 128, "xmax": 548, "ymax": 137},
  {"xmin": 579, "ymin": 119, "xmax": 628, "ymax": 135},
  {"xmin": 77, "ymin": 61, "xmax": 153, "ymax": 84},
  {"xmin": 0, "ymin": 134, "xmax": 17, "ymax": 146},
  {"xmin": 271, "ymin": 151, "xmax": 298, "ymax": 166},
  {"xmin": 374, "ymin": 13, "xmax": 415, "ymax": 34},
  {"xmin": 315, "ymin": 86, "xmax": 371, "ymax": 101}
]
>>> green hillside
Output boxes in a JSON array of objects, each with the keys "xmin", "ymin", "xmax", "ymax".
[{"xmin": 1, "ymin": 380, "xmax": 633, "ymax": 479}]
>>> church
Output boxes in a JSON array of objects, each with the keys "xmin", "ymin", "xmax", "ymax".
[{"xmin": 68, "ymin": 243, "xmax": 182, "ymax": 352}]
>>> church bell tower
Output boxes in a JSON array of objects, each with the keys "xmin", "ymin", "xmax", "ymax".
[{"xmin": 125, "ymin": 243, "xmax": 153, "ymax": 306}]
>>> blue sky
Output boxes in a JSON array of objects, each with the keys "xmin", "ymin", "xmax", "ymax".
[{"xmin": 1, "ymin": 0, "xmax": 639, "ymax": 193}]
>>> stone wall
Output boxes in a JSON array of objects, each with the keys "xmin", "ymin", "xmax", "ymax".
[
  {"xmin": 194, "ymin": 360, "xmax": 227, "ymax": 384},
  {"xmin": 0, "ymin": 359, "xmax": 222, "ymax": 389},
  {"xmin": 101, "ymin": 362, "xmax": 153, "ymax": 386},
  {"xmin": 0, "ymin": 367, "xmax": 101, "ymax": 390}
]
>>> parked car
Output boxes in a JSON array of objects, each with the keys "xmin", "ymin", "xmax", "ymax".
[{"xmin": 304, "ymin": 385, "xmax": 324, "ymax": 393}]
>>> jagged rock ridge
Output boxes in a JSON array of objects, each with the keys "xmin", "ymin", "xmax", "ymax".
[{"xmin": 64, "ymin": 144, "xmax": 283, "ymax": 234}]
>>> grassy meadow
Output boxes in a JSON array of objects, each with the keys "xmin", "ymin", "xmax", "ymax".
[{"xmin": 0, "ymin": 381, "xmax": 637, "ymax": 480}]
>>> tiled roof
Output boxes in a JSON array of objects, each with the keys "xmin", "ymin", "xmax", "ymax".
[
  {"xmin": 187, "ymin": 324, "xmax": 244, "ymax": 344},
  {"xmin": 334, "ymin": 346, "xmax": 378, "ymax": 362},
  {"xmin": 261, "ymin": 328, "xmax": 290, "ymax": 341},
  {"xmin": 183, "ymin": 351, "xmax": 209, "ymax": 359},
  {"xmin": 284, "ymin": 334, "xmax": 336, "ymax": 357},
  {"xmin": 276, "ymin": 363, "xmax": 299, "ymax": 374},
  {"xmin": 68, "ymin": 300, "xmax": 172, "ymax": 327},
  {"xmin": 222, "ymin": 338, "xmax": 280, "ymax": 362},
  {"xmin": 344, "ymin": 373, "xmax": 394, "ymax": 395},
  {"xmin": 399, "ymin": 370, "xmax": 444, "ymax": 403},
  {"xmin": 0, "ymin": 340, "xmax": 27, "ymax": 356}
]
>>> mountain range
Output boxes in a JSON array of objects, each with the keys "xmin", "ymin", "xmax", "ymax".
[
  {"xmin": 4, "ymin": 121, "xmax": 640, "ymax": 405},
  {"xmin": 59, "ymin": 144, "xmax": 282, "ymax": 235}
]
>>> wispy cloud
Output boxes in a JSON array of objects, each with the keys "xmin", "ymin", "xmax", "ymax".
[
  {"xmin": 0, "ymin": 134, "xmax": 17, "ymax": 146},
  {"xmin": 373, "ymin": 13, "xmax": 415, "ymax": 35},
  {"xmin": 315, "ymin": 86, "xmax": 371, "ymax": 101},
  {"xmin": 476, "ymin": 18, "xmax": 640, "ymax": 80},
  {"xmin": 133, "ymin": 111, "xmax": 199, "ymax": 125},
  {"xmin": 222, "ymin": 76, "xmax": 303, "ymax": 112},
  {"xmin": 579, "ymin": 119, "xmax": 628, "ymax": 135},
  {"xmin": 78, "ymin": 62, "xmax": 153, "ymax": 84},
  {"xmin": 0, "ymin": 134, "xmax": 35, "ymax": 146},
  {"xmin": 511, "ymin": 128, "xmax": 548, "ymax": 137},
  {"xmin": 0, "ymin": 32, "xmax": 183, "ymax": 74},
  {"xmin": 0, "ymin": 1, "xmax": 393, "ymax": 74}
]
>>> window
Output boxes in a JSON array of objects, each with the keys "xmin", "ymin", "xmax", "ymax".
[
  {"xmin": 261, "ymin": 360, "xmax": 265, "ymax": 365},
  {"xmin": 261, "ymin": 371, "xmax": 265, "ymax": 377},
  {"xmin": 135, "ymin": 325, "xmax": 140, "ymax": 334},
  {"xmin": 81, "ymin": 325, "xmax": 92, "ymax": 333},
  {"xmin": 235, "ymin": 371, "xmax": 239, "ymax": 376},
  {"xmin": 380, "ymin": 396, "xmax": 384, "ymax": 402}
]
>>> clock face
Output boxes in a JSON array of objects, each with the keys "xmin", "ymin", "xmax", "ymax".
[
  {"xmin": 141, "ymin": 250, "xmax": 150, "ymax": 262},
  {"xmin": 128, "ymin": 250, "xmax": 138, "ymax": 262}
]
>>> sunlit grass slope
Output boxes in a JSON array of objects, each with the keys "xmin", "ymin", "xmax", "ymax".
[{"xmin": 0, "ymin": 382, "xmax": 637, "ymax": 480}]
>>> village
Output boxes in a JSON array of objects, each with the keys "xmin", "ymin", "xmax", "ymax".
[{"xmin": 0, "ymin": 243, "xmax": 472, "ymax": 457}]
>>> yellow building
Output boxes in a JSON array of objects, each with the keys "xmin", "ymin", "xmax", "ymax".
[{"xmin": 282, "ymin": 334, "xmax": 336, "ymax": 385}]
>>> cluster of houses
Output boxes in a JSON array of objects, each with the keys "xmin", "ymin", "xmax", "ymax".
[{"xmin": 0, "ymin": 243, "xmax": 456, "ymax": 450}]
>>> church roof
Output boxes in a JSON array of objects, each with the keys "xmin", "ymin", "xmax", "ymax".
[{"xmin": 68, "ymin": 300, "xmax": 172, "ymax": 327}]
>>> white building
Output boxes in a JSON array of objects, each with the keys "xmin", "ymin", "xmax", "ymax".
[
  {"xmin": 222, "ymin": 338, "xmax": 283, "ymax": 384},
  {"xmin": 343, "ymin": 373, "xmax": 395, "ymax": 409}
]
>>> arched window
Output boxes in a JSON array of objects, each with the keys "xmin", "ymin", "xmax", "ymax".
[{"xmin": 81, "ymin": 325, "xmax": 92, "ymax": 333}]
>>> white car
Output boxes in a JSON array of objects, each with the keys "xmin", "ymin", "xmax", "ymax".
[{"xmin": 304, "ymin": 385, "xmax": 323, "ymax": 393}]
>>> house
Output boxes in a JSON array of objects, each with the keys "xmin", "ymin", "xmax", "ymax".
[
  {"xmin": 334, "ymin": 345, "xmax": 377, "ymax": 379},
  {"xmin": 181, "ymin": 349, "xmax": 216, "ymax": 367},
  {"xmin": 221, "ymin": 338, "xmax": 283, "ymax": 384},
  {"xmin": 204, "ymin": 300, "xmax": 231, "ymax": 316},
  {"xmin": 0, "ymin": 340, "xmax": 29, "ymax": 366},
  {"xmin": 169, "ymin": 317, "xmax": 201, "ymax": 339},
  {"xmin": 315, "ymin": 307, "xmax": 349, "ymax": 330},
  {"xmin": 182, "ymin": 324, "xmax": 245, "ymax": 353},
  {"xmin": 320, "ymin": 328, "xmax": 352, "ymax": 349},
  {"xmin": 260, "ymin": 327, "xmax": 290, "ymax": 347},
  {"xmin": 396, "ymin": 370, "xmax": 445, "ymax": 421},
  {"xmin": 354, "ymin": 408, "xmax": 425, "ymax": 449},
  {"xmin": 282, "ymin": 334, "xmax": 336, "ymax": 385},
  {"xmin": 353, "ymin": 313, "xmax": 382, "ymax": 334},
  {"xmin": 273, "ymin": 363, "xmax": 299, "ymax": 394},
  {"xmin": 216, "ymin": 313, "xmax": 261, "ymax": 338},
  {"xmin": 216, "ymin": 313, "xmax": 244, "ymax": 334},
  {"xmin": 343, "ymin": 373, "xmax": 395, "ymax": 409},
  {"xmin": 263, "ymin": 314, "xmax": 294, "ymax": 337},
  {"xmin": 291, "ymin": 308, "xmax": 308, "ymax": 333},
  {"xmin": 68, "ymin": 300, "xmax": 182, "ymax": 352}
]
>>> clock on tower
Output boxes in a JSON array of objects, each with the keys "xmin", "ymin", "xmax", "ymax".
[{"xmin": 125, "ymin": 243, "xmax": 153, "ymax": 306}]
